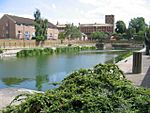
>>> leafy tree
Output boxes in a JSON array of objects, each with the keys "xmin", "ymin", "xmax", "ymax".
[
  {"xmin": 65, "ymin": 24, "xmax": 81, "ymax": 39},
  {"xmin": 34, "ymin": 9, "xmax": 48, "ymax": 46},
  {"xmin": 126, "ymin": 28, "xmax": 136, "ymax": 39},
  {"xmin": 129, "ymin": 17, "xmax": 147, "ymax": 33},
  {"xmin": 135, "ymin": 30, "xmax": 145, "ymax": 41},
  {"xmin": 58, "ymin": 32, "xmax": 65, "ymax": 43},
  {"xmin": 90, "ymin": 31, "xmax": 107, "ymax": 41},
  {"xmin": 115, "ymin": 21, "xmax": 126, "ymax": 34},
  {"xmin": 145, "ymin": 27, "xmax": 150, "ymax": 55}
]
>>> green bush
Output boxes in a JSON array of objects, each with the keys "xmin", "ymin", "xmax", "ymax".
[
  {"xmin": 2, "ymin": 64, "xmax": 150, "ymax": 113},
  {"xmin": 16, "ymin": 46, "xmax": 96, "ymax": 57},
  {"xmin": 0, "ymin": 49, "xmax": 3, "ymax": 54},
  {"xmin": 17, "ymin": 48, "xmax": 54, "ymax": 57}
]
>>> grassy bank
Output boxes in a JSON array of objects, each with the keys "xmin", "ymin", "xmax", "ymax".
[
  {"xmin": 16, "ymin": 46, "xmax": 96, "ymax": 57},
  {"xmin": 2, "ymin": 64, "xmax": 150, "ymax": 113},
  {"xmin": 106, "ymin": 51, "xmax": 132, "ymax": 64}
]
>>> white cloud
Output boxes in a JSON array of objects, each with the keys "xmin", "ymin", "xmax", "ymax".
[
  {"xmin": 79, "ymin": 0, "xmax": 150, "ymax": 26},
  {"xmin": 52, "ymin": 3, "xmax": 56, "ymax": 9},
  {"xmin": 1, "ymin": 0, "xmax": 150, "ymax": 26}
]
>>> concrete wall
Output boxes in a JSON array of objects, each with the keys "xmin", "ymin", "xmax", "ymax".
[{"xmin": 0, "ymin": 39, "xmax": 95, "ymax": 48}]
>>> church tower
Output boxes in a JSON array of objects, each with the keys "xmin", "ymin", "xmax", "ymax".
[{"xmin": 105, "ymin": 15, "xmax": 114, "ymax": 25}]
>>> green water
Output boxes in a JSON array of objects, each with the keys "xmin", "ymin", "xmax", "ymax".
[{"xmin": 0, "ymin": 50, "xmax": 119, "ymax": 91}]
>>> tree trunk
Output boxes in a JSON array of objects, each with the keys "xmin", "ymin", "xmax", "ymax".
[{"xmin": 146, "ymin": 45, "xmax": 149, "ymax": 55}]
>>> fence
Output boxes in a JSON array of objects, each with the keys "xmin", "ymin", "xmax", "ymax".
[{"xmin": 0, "ymin": 39, "xmax": 95, "ymax": 49}]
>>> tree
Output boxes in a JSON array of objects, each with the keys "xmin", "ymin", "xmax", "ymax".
[
  {"xmin": 145, "ymin": 27, "xmax": 150, "ymax": 55},
  {"xmin": 65, "ymin": 24, "xmax": 81, "ymax": 39},
  {"xmin": 58, "ymin": 32, "xmax": 65, "ymax": 43},
  {"xmin": 90, "ymin": 31, "xmax": 107, "ymax": 41},
  {"xmin": 115, "ymin": 21, "xmax": 126, "ymax": 34},
  {"xmin": 129, "ymin": 17, "xmax": 147, "ymax": 33},
  {"xmin": 34, "ymin": 9, "xmax": 48, "ymax": 46},
  {"xmin": 126, "ymin": 28, "xmax": 136, "ymax": 40}
]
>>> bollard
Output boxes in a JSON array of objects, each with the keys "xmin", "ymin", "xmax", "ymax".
[{"xmin": 132, "ymin": 52, "xmax": 142, "ymax": 74}]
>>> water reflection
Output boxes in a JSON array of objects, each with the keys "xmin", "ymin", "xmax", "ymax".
[
  {"xmin": 35, "ymin": 74, "xmax": 49, "ymax": 91},
  {"xmin": 0, "ymin": 50, "xmax": 120, "ymax": 91},
  {"xmin": 2, "ymin": 77, "xmax": 29, "ymax": 86},
  {"xmin": 1, "ymin": 74, "xmax": 49, "ymax": 91}
]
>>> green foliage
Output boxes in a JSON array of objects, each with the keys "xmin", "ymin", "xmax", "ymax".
[
  {"xmin": 145, "ymin": 27, "xmax": 150, "ymax": 40},
  {"xmin": 58, "ymin": 32, "xmax": 65, "ymax": 43},
  {"xmin": 114, "ymin": 51, "xmax": 132, "ymax": 63},
  {"xmin": 3, "ymin": 64, "xmax": 150, "ymax": 113},
  {"xmin": 65, "ymin": 24, "xmax": 82, "ymax": 39},
  {"xmin": 90, "ymin": 31, "xmax": 107, "ymax": 41},
  {"xmin": 0, "ymin": 49, "xmax": 3, "ymax": 53},
  {"xmin": 129, "ymin": 17, "xmax": 147, "ymax": 33},
  {"xmin": 55, "ymin": 46, "xmax": 96, "ymax": 54},
  {"xmin": 58, "ymin": 32, "xmax": 65, "ymax": 40},
  {"xmin": 134, "ymin": 30, "xmax": 145, "ymax": 41},
  {"xmin": 34, "ymin": 9, "xmax": 48, "ymax": 42},
  {"xmin": 80, "ymin": 46, "xmax": 96, "ymax": 50},
  {"xmin": 16, "ymin": 48, "xmax": 54, "ymax": 57},
  {"xmin": 126, "ymin": 28, "xmax": 136, "ymax": 39},
  {"xmin": 16, "ymin": 46, "xmax": 96, "ymax": 57},
  {"xmin": 105, "ymin": 51, "xmax": 132, "ymax": 64},
  {"xmin": 55, "ymin": 46, "xmax": 80, "ymax": 54},
  {"xmin": 115, "ymin": 20, "xmax": 126, "ymax": 34}
]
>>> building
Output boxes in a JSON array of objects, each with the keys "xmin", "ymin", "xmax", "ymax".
[
  {"xmin": 0, "ymin": 14, "xmax": 59, "ymax": 39},
  {"xmin": 56, "ymin": 22, "xmax": 66, "ymax": 33},
  {"xmin": 79, "ymin": 15, "xmax": 114, "ymax": 37}
]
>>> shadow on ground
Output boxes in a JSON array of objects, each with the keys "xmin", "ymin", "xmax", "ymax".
[{"xmin": 141, "ymin": 66, "xmax": 150, "ymax": 88}]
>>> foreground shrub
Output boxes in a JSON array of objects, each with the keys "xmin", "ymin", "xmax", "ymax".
[{"xmin": 2, "ymin": 64, "xmax": 150, "ymax": 113}]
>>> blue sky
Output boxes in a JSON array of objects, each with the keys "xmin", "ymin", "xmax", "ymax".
[{"xmin": 0, "ymin": 0, "xmax": 150, "ymax": 26}]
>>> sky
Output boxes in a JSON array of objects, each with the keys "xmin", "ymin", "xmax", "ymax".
[{"xmin": 0, "ymin": 0, "xmax": 150, "ymax": 26}]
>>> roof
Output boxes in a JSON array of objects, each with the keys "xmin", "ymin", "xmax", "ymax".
[
  {"xmin": 56, "ymin": 24, "xmax": 66, "ymax": 28},
  {"xmin": 79, "ymin": 23, "xmax": 113, "ymax": 27},
  {"xmin": 5, "ymin": 14, "xmax": 57, "ymax": 28}
]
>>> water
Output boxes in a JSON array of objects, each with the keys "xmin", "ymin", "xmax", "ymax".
[{"xmin": 0, "ymin": 50, "xmax": 119, "ymax": 91}]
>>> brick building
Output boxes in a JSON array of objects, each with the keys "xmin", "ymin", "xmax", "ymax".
[
  {"xmin": 79, "ymin": 15, "xmax": 114, "ymax": 37},
  {"xmin": 0, "ymin": 14, "xmax": 59, "ymax": 39},
  {"xmin": 56, "ymin": 22, "xmax": 66, "ymax": 33}
]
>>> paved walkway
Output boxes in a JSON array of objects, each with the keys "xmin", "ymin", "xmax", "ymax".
[
  {"xmin": 0, "ymin": 49, "xmax": 22, "ymax": 58},
  {"xmin": 117, "ymin": 51, "xmax": 150, "ymax": 87},
  {"xmin": 0, "ymin": 88, "xmax": 42, "ymax": 110}
]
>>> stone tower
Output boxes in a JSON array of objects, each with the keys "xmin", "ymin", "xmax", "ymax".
[{"xmin": 105, "ymin": 15, "xmax": 114, "ymax": 25}]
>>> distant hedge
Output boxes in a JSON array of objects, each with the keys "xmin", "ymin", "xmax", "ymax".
[
  {"xmin": 2, "ymin": 64, "xmax": 150, "ymax": 113},
  {"xmin": 16, "ymin": 46, "xmax": 96, "ymax": 57}
]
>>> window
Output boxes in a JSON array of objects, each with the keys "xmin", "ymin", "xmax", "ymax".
[
  {"xmin": 50, "ymin": 33, "xmax": 53, "ymax": 37},
  {"xmin": 6, "ymin": 30, "xmax": 8, "ymax": 34},
  {"xmin": 5, "ymin": 23, "xmax": 8, "ymax": 27}
]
